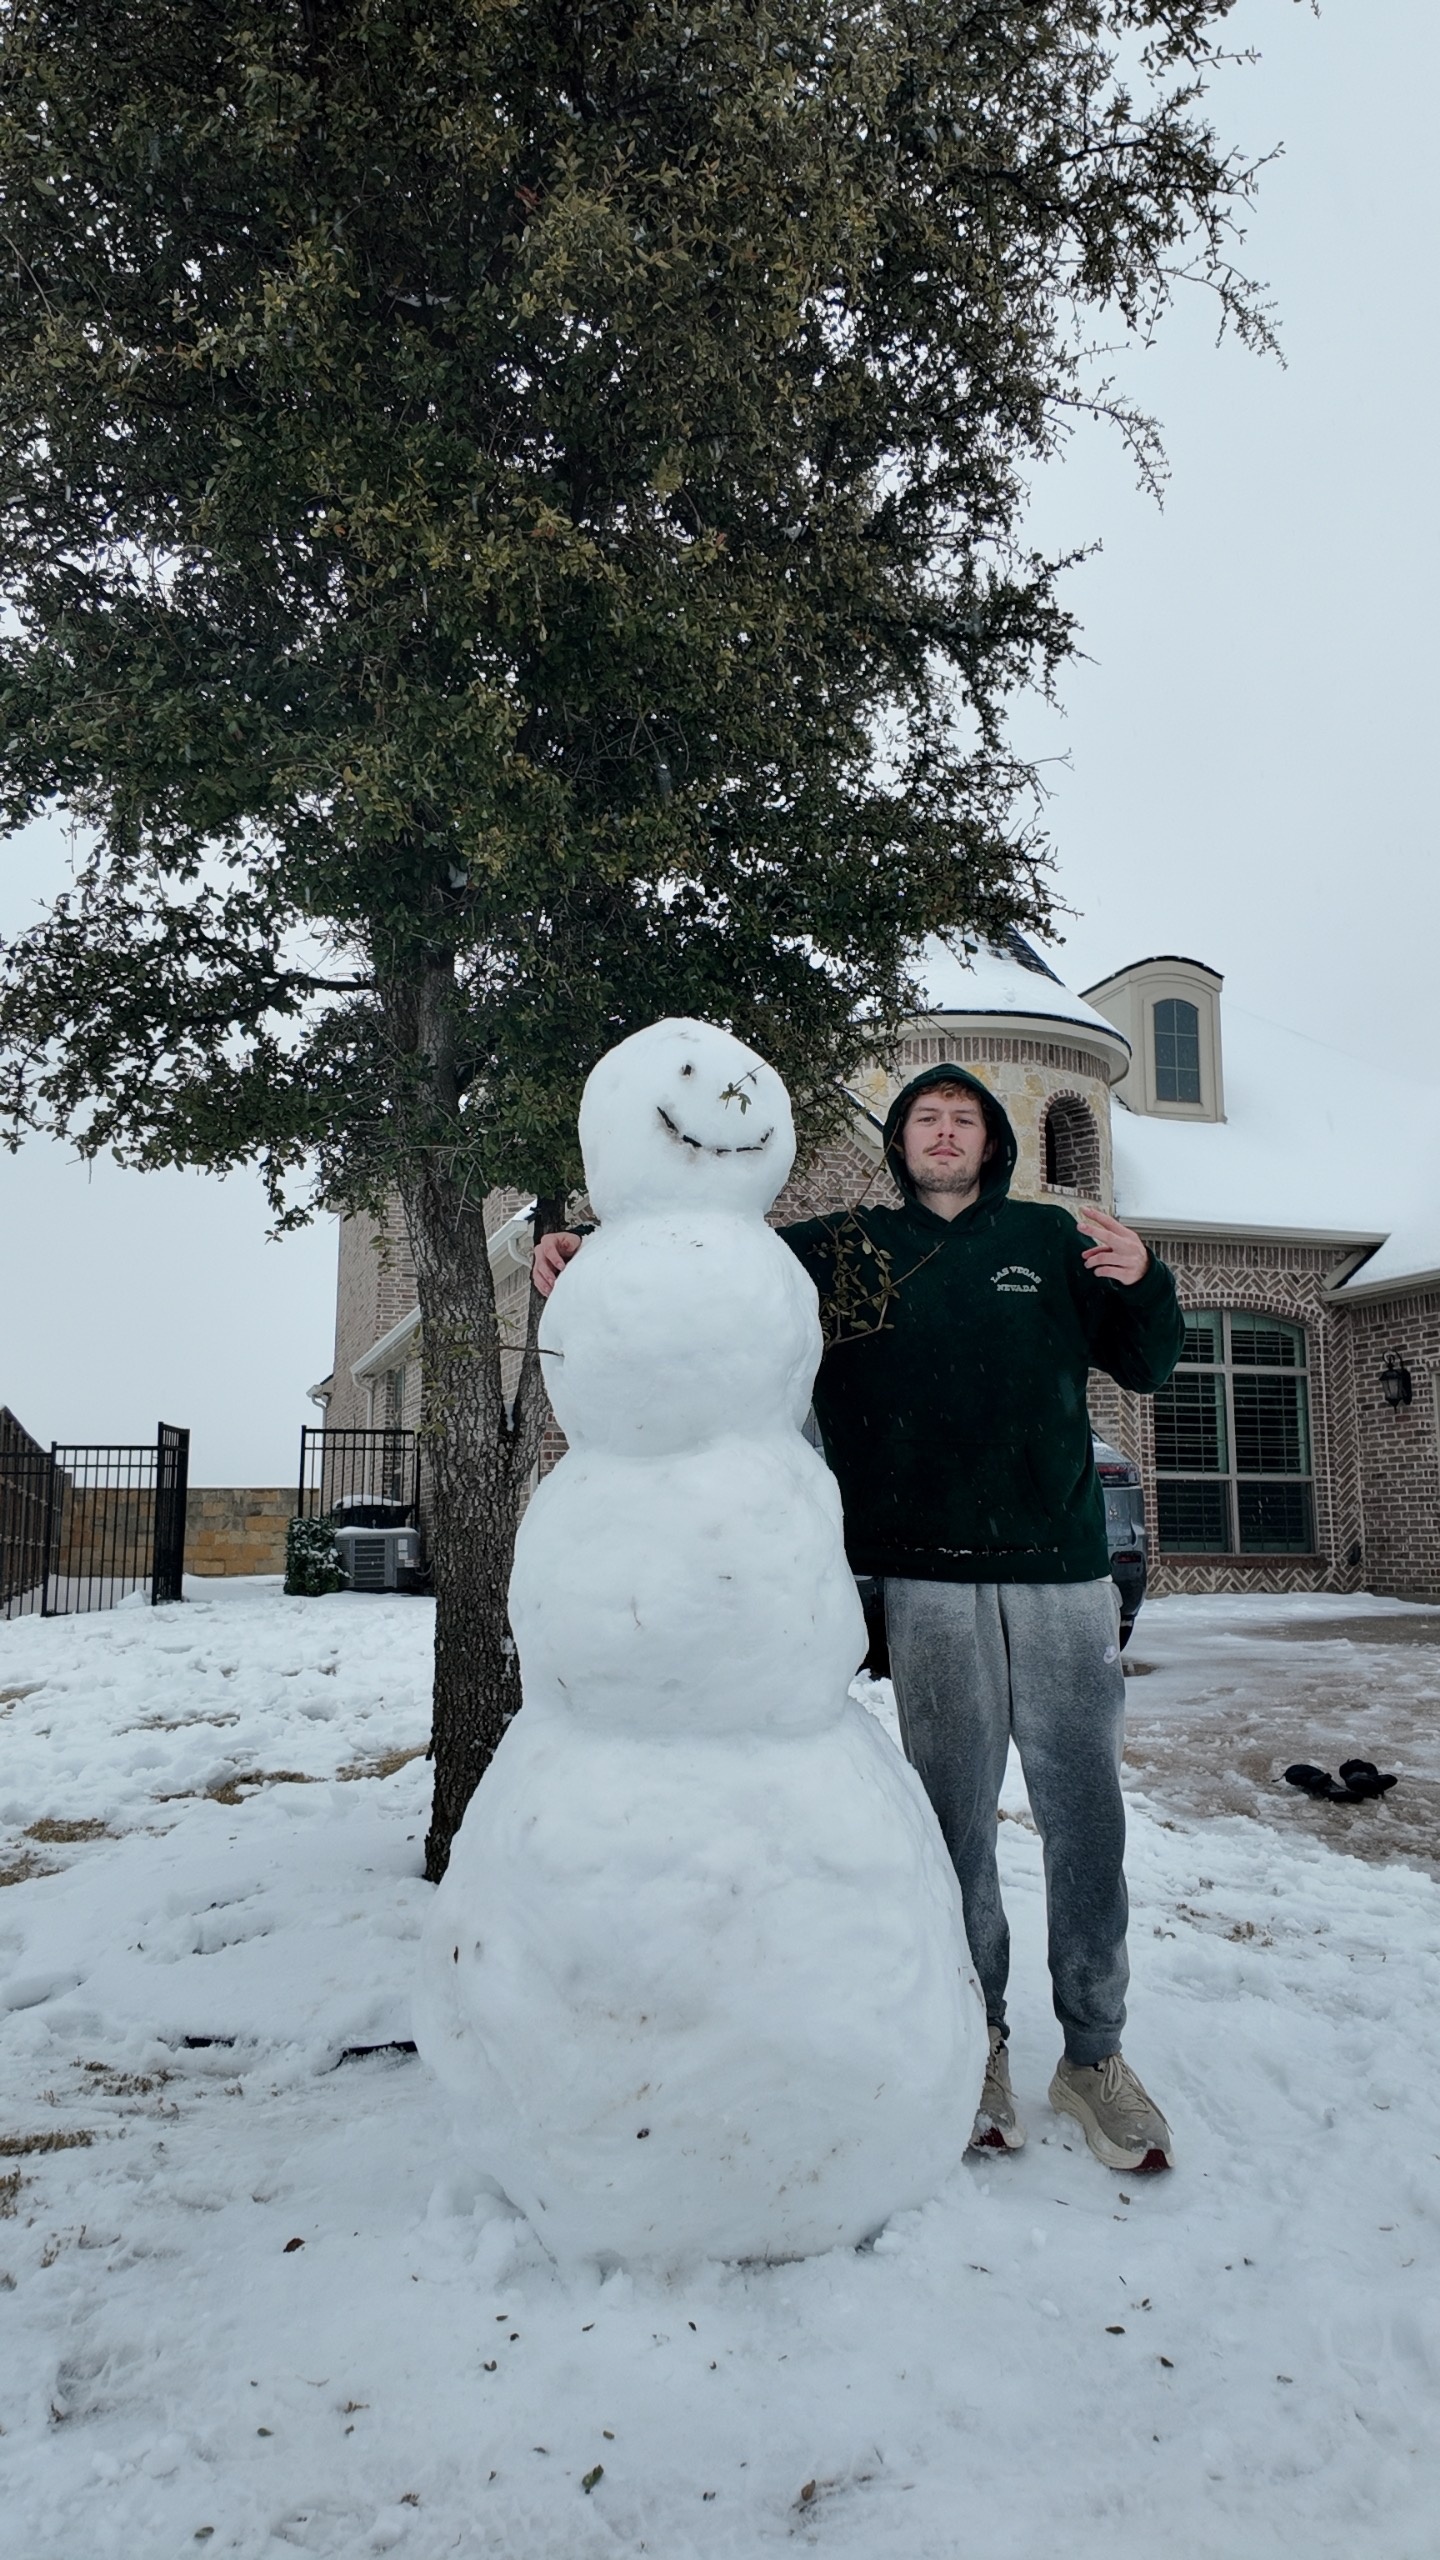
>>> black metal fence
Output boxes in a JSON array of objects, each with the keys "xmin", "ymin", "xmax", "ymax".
[
  {"xmin": 0, "ymin": 1424, "xmax": 190, "ymax": 1622},
  {"xmin": 0, "ymin": 1409, "xmax": 50, "ymax": 1616},
  {"xmin": 296, "ymin": 1427, "xmax": 420, "ymax": 1528}
]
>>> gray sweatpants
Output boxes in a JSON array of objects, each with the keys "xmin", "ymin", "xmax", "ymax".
[{"xmin": 884, "ymin": 1577, "xmax": 1129, "ymax": 2067}]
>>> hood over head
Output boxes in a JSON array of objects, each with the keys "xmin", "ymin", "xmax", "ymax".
[{"xmin": 881, "ymin": 1063, "xmax": 1017, "ymax": 1209}]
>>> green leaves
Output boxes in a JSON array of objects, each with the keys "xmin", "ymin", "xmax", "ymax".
[{"xmin": 0, "ymin": 0, "xmax": 1272, "ymax": 1210}]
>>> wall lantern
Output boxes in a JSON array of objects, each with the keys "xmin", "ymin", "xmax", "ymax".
[{"xmin": 1379, "ymin": 1353, "xmax": 1413, "ymax": 1411}]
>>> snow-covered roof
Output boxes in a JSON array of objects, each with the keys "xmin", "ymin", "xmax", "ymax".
[
  {"xmin": 915, "ymin": 934, "xmax": 1132, "ymax": 1053},
  {"xmin": 905, "ymin": 936, "xmax": 1440, "ymax": 1289},
  {"xmin": 1110, "ymin": 1004, "xmax": 1440, "ymax": 1293}
]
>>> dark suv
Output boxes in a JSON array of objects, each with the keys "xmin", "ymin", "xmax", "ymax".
[{"xmin": 1093, "ymin": 1435, "xmax": 1148, "ymax": 1647}]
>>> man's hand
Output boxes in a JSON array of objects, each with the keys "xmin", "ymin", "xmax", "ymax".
[
  {"xmin": 532, "ymin": 1229, "xmax": 584, "ymax": 1297},
  {"xmin": 1075, "ymin": 1207, "xmax": 1150, "ymax": 1287}
]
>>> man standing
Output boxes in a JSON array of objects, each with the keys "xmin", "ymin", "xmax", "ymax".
[{"xmin": 534, "ymin": 1061, "xmax": 1183, "ymax": 2173}]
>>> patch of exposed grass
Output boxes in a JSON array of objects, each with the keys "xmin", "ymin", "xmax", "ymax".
[
  {"xmin": 0, "ymin": 1851, "xmax": 54, "ymax": 1888},
  {"xmin": 338, "ymin": 1744, "xmax": 427, "ymax": 1782},
  {"xmin": 206, "ymin": 1769, "xmax": 316, "ymax": 1806},
  {"xmin": 0, "ymin": 2169, "xmax": 23, "ymax": 2216},
  {"xmin": 126, "ymin": 1712, "xmax": 240, "ymax": 1733},
  {"xmin": 0, "ymin": 2130, "xmax": 95, "ymax": 2157},
  {"xmin": 158, "ymin": 1770, "xmax": 321, "ymax": 1806},
  {"xmin": 25, "ymin": 1819, "xmax": 111, "ymax": 1845},
  {"xmin": 79, "ymin": 2063, "xmax": 170, "ymax": 2098},
  {"xmin": 0, "ymin": 1684, "xmax": 42, "ymax": 1708}
]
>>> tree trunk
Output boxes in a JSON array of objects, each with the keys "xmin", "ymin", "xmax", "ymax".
[
  {"xmin": 402, "ymin": 1155, "xmax": 511, "ymax": 1879},
  {"xmin": 401, "ymin": 1146, "xmax": 569, "ymax": 1880},
  {"xmin": 386, "ymin": 947, "xmax": 567, "ymax": 1879}
]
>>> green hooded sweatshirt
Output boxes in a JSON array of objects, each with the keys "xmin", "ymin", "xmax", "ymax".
[{"xmin": 780, "ymin": 1064, "xmax": 1183, "ymax": 1584}]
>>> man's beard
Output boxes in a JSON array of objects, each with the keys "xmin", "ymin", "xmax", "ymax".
[{"xmin": 913, "ymin": 1163, "xmax": 981, "ymax": 1202}]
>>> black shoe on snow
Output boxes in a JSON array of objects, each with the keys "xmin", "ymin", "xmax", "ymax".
[
  {"xmin": 1285, "ymin": 1763, "xmax": 1338, "ymax": 1797},
  {"xmin": 1285, "ymin": 1758, "xmax": 1398, "ymax": 1803},
  {"xmin": 1337, "ymin": 1758, "xmax": 1398, "ymax": 1799}
]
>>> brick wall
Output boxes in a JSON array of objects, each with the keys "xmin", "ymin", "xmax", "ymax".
[
  {"xmin": 771, "ymin": 1132, "xmax": 899, "ymax": 1223},
  {"xmin": 1342, "ymin": 1285, "xmax": 1440, "ymax": 1599},
  {"xmin": 329, "ymin": 1186, "xmax": 535, "ymax": 1429},
  {"xmin": 327, "ymin": 1199, "xmax": 416, "ymax": 1430},
  {"xmin": 185, "ymin": 1488, "xmax": 294, "ymax": 1577}
]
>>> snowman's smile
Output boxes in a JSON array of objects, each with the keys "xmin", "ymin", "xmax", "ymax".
[{"xmin": 657, "ymin": 1104, "xmax": 775, "ymax": 1159}]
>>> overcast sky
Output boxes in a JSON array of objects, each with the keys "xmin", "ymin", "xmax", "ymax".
[
  {"xmin": 1019, "ymin": 0, "xmax": 1440, "ymax": 1062},
  {"xmin": 2, "ymin": 0, "xmax": 1435, "ymax": 1486}
]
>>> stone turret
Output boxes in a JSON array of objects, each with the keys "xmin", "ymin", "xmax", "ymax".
[{"xmin": 852, "ymin": 932, "xmax": 1132, "ymax": 1210}]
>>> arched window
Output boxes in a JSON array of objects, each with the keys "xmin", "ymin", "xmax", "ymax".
[
  {"xmin": 1043, "ymin": 1093, "xmax": 1100, "ymax": 1193},
  {"xmin": 1153, "ymin": 998, "xmax": 1202, "ymax": 1104}
]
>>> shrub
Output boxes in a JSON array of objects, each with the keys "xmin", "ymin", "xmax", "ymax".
[{"xmin": 284, "ymin": 1516, "xmax": 345, "ymax": 1598}]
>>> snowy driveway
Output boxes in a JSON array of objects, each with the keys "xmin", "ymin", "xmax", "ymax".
[
  {"xmin": 1120, "ymin": 1591, "xmax": 1440, "ymax": 1876},
  {"xmin": 1, "ymin": 1582, "xmax": 1437, "ymax": 2560}
]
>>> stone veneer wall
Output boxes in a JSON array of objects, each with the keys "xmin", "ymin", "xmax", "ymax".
[
  {"xmin": 853, "ymin": 1028, "xmax": 1117, "ymax": 1212},
  {"xmin": 48, "ymin": 1486, "xmax": 296, "ymax": 1579},
  {"xmin": 185, "ymin": 1489, "xmax": 294, "ymax": 1577},
  {"xmin": 1341, "ymin": 1283, "xmax": 1440, "ymax": 1599},
  {"xmin": 1100, "ymin": 1234, "xmax": 1365, "ymax": 1598}
]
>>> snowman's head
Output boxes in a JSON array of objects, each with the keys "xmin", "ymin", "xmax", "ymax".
[{"xmin": 578, "ymin": 1019, "xmax": 796, "ymax": 1220}]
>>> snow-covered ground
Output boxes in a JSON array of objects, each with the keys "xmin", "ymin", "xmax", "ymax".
[
  {"xmin": 2, "ymin": 1582, "xmax": 1437, "ymax": 2560},
  {"xmin": 1119, "ymin": 1592, "xmax": 1440, "ymax": 1874}
]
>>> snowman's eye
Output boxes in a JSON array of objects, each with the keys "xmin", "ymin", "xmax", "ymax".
[{"xmin": 680, "ymin": 1063, "xmax": 694, "ymax": 1076}]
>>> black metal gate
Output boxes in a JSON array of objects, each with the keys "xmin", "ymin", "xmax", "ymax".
[
  {"xmin": 152, "ymin": 1423, "xmax": 189, "ymax": 1605},
  {"xmin": 0, "ymin": 1422, "xmax": 190, "ymax": 1621},
  {"xmin": 297, "ymin": 1427, "xmax": 420, "ymax": 1527}
]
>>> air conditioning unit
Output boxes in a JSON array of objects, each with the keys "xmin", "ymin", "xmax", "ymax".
[{"xmin": 333, "ymin": 1525, "xmax": 421, "ymax": 1593}]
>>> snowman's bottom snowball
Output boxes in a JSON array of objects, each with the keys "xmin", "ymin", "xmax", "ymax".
[{"xmin": 414, "ymin": 1700, "xmax": 986, "ymax": 2264}]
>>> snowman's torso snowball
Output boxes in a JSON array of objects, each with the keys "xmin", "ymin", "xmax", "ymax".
[{"xmin": 540, "ymin": 1214, "xmax": 819, "ymax": 1455}]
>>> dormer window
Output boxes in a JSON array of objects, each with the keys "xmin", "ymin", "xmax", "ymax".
[
  {"xmin": 1080, "ymin": 955, "xmax": 1225, "ymax": 1122},
  {"xmin": 1153, "ymin": 999, "xmax": 1201, "ymax": 1105}
]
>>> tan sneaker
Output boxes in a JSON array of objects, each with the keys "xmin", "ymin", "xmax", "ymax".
[
  {"xmin": 970, "ymin": 2025, "xmax": 1026, "ymax": 2153},
  {"xmin": 1049, "ymin": 2053, "xmax": 1174, "ymax": 2172}
]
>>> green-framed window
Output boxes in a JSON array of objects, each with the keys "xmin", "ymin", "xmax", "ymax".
[{"xmin": 1154, "ymin": 1310, "xmax": 1314, "ymax": 1554}]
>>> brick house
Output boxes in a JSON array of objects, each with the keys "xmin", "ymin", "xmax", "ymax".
[{"xmin": 319, "ymin": 936, "xmax": 1440, "ymax": 1601}]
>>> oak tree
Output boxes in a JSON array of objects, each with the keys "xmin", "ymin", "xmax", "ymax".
[{"xmin": 0, "ymin": 0, "xmax": 1274, "ymax": 1868}]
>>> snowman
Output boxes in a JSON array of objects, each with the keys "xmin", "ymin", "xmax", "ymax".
[{"xmin": 414, "ymin": 1018, "xmax": 984, "ymax": 2263}]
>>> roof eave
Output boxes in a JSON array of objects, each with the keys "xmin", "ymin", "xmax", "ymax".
[
  {"xmin": 1328, "ymin": 1259, "xmax": 1440, "ymax": 1303},
  {"xmin": 1123, "ymin": 1215, "xmax": 1387, "ymax": 1253},
  {"xmin": 348, "ymin": 1202, "xmax": 537, "ymax": 1380},
  {"xmin": 909, "ymin": 1006, "xmax": 1132, "ymax": 1085},
  {"xmin": 351, "ymin": 1304, "xmax": 423, "ymax": 1382}
]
